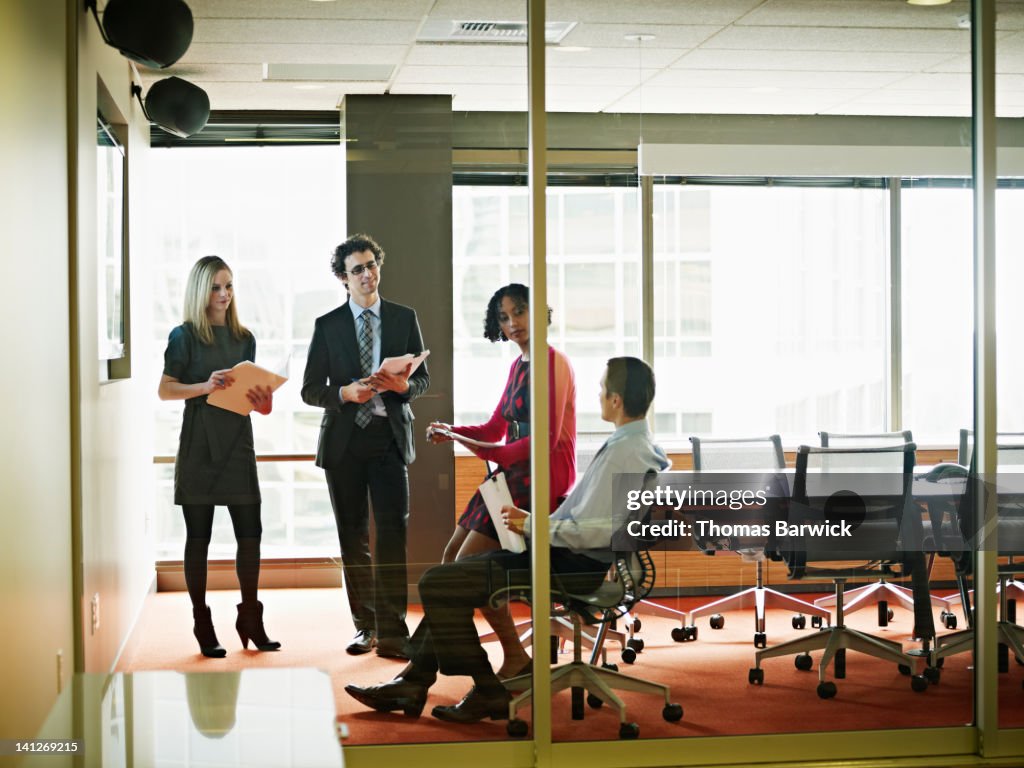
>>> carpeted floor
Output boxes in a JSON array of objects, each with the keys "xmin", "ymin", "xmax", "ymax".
[{"xmin": 116, "ymin": 587, "xmax": 1024, "ymax": 745}]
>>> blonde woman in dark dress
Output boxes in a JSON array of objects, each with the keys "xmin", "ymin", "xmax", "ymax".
[{"xmin": 158, "ymin": 256, "xmax": 280, "ymax": 658}]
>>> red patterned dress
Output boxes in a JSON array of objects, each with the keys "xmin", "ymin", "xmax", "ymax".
[{"xmin": 454, "ymin": 346, "xmax": 577, "ymax": 540}]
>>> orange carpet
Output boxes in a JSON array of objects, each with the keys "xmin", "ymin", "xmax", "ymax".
[{"xmin": 116, "ymin": 588, "xmax": 1024, "ymax": 745}]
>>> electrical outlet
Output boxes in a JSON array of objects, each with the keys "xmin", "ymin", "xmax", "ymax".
[{"xmin": 91, "ymin": 593, "xmax": 100, "ymax": 634}]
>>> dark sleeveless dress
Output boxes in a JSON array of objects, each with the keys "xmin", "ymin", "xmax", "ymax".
[{"xmin": 457, "ymin": 357, "xmax": 532, "ymax": 537}]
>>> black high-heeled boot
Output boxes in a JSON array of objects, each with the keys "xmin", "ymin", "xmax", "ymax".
[
  {"xmin": 236, "ymin": 600, "xmax": 281, "ymax": 651},
  {"xmin": 193, "ymin": 605, "xmax": 227, "ymax": 658}
]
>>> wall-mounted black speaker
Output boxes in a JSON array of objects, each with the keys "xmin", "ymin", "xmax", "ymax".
[
  {"xmin": 143, "ymin": 77, "xmax": 210, "ymax": 138},
  {"xmin": 101, "ymin": 0, "xmax": 194, "ymax": 69}
]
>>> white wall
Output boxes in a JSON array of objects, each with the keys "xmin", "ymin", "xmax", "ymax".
[{"xmin": 73, "ymin": 0, "xmax": 156, "ymax": 674}]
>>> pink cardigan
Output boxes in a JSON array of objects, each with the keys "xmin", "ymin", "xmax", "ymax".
[{"xmin": 452, "ymin": 345, "xmax": 577, "ymax": 510}]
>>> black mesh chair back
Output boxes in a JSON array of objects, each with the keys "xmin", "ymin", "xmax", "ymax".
[
  {"xmin": 690, "ymin": 435, "xmax": 784, "ymax": 471},
  {"xmin": 784, "ymin": 443, "xmax": 918, "ymax": 579}
]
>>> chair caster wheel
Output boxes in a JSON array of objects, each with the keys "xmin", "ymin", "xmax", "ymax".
[
  {"xmin": 940, "ymin": 610, "xmax": 958, "ymax": 630},
  {"xmin": 792, "ymin": 615, "xmax": 807, "ymax": 630},
  {"xmin": 811, "ymin": 615, "xmax": 824, "ymax": 628},
  {"xmin": 507, "ymin": 719, "xmax": 528, "ymax": 737},
  {"xmin": 817, "ymin": 681, "xmax": 837, "ymax": 699},
  {"xmin": 878, "ymin": 602, "xmax": 893, "ymax": 626},
  {"xmin": 795, "ymin": 653, "xmax": 813, "ymax": 671},
  {"xmin": 911, "ymin": 675, "xmax": 929, "ymax": 692},
  {"xmin": 663, "ymin": 703, "xmax": 683, "ymax": 722},
  {"xmin": 924, "ymin": 666, "xmax": 941, "ymax": 685},
  {"xmin": 709, "ymin": 614, "xmax": 725, "ymax": 630},
  {"xmin": 748, "ymin": 668, "xmax": 764, "ymax": 685},
  {"xmin": 754, "ymin": 632, "xmax": 767, "ymax": 648},
  {"xmin": 602, "ymin": 662, "xmax": 618, "ymax": 672},
  {"xmin": 627, "ymin": 638, "xmax": 645, "ymax": 653},
  {"xmin": 632, "ymin": 617, "xmax": 642, "ymax": 632},
  {"xmin": 619, "ymin": 722, "xmax": 640, "ymax": 739},
  {"xmin": 587, "ymin": 693, "xmax": 603, "ymax": 709},
  {"xmin": 898, "ymin": 663, "xmax": 912, "ymax": 676},
  {"xmin": 672, "ymin": 626, "xmax": 697, "ymax": 642},
  {"xmin": 621, "ymin": 648, "xmax": 637, "ymax": 664}
]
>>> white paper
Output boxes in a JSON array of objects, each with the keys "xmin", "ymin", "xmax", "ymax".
[
  {"xmin": 207, "ymin": 360, "xmax": 288, "ymax": 416},
  {"xmin": 478, "ymin": 472, "xmax": 526, "ymax": 554},
  {"xmin": 378, "ymin": 350, "xmax": 430, "ymax": 376}
]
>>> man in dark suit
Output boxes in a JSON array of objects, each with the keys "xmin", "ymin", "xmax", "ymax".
[{"xmin": 302, "ymin": 233, "xmax": 430, "ymax": 659}]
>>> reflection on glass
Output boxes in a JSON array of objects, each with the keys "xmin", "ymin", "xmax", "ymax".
[
  {"xmin": 26, "ymin": 670, "xmax": 339, "ymax": 767},
  {"xmin": 185, "ymin": 672, "xmax": 241, "ymax": 739}
]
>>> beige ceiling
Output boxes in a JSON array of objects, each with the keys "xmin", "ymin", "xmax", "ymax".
[{"xmin": 136, "ymin": 0, "xmax": 1024, "ymax": 117}]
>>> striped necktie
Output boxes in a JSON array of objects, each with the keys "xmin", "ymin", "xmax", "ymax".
[{"xmin": 355, "ymin": 309, "xmax": 374, "ymax": 428}]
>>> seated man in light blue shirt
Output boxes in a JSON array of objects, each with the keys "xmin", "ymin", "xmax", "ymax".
[{"xmin": 345, "ymin": 356, "xmax": 669, "ymax": 725}]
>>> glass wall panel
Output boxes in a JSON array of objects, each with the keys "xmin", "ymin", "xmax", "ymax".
[
  {"xmin": 577, "ymin": 0, "xmax": 976, "ymax": 749},
  {"xmin": 995, "ymin": 1, "xmax": 1024, "ymax": 736}
]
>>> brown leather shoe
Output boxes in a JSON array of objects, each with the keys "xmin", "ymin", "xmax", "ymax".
[
  {"xmin": 375, "ymin": 636, "xmax": 411, "ymax": 660},
  {"xmin": 344, "ymin": 678, "xmax": 428, "ymax": 717},
  {"xmin": 431, "ymin": 686, "xmax": 511, "ymax": 723},
  {"xmin": 346, "ymin": 629, "xmax": 377, "ymax": 655}
]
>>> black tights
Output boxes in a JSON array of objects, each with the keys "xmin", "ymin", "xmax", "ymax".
[{"xmin": 182, "ymin": 504, "xmax": 263, "ymax": 609}]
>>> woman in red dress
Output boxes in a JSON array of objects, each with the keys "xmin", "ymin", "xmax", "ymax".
[{"xmin": 428, "ymin": 283, "xmax": 576, "ymax": 678}]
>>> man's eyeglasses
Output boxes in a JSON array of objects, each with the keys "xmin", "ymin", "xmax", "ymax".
[{"xmin": 346, "ymin": 260, "xmax": 380, "ymax": 276}]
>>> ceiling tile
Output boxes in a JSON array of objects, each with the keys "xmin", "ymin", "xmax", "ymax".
[
  {"xmin": 178, "ymin": 43, "xmax": 407, "ymax": 65},
  {"xmin": 738, "ymin": 0, "xmax": 971, "ymax": 30},
  {"xmin": 647, "ymin": 68, "xmax": 908, "ymax": 90},
  {"xmin": 187, "ymin": 0, "xmax": 432, "ymax": 20},
  {"xmin": 563, "ymin": 23, "xmax": 720, "ymax": 49},
  {"xmin": 703, "ymin": 25, "xmax": 971, "ymax": 54},
  {"xmin": 670, "ymin": 48, "xmax": 957, "ymax": 73},
  {"xmin": 193, "ymin": 19, "xmax": 420, "ymax": 44}
]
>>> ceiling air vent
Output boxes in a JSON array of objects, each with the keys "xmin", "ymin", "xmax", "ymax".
[{"xmin": 417, "ymin": 19, "xmax": 577, "ymax": 44}]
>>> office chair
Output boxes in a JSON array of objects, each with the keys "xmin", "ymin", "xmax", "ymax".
[
  {"xmin": 932, "ymin": 441, "xmax": 1024, "ymax": 673},
  {"xmin": 749, "ymin": 443, "xmax": 929, "ymax": 698},
  {"xmin": 499, "ymin": 550, "xmax": 684, "ymax": 739},
  {"xmin": 479, "ymin": 441, "xmax": 655, "ymax": 664},
  {"xmin": 682, "ymin": 435, "xmax": 829, "ymax": 647},
  {"xmin": 814, "ymin": 431, "xmax": 948, "ymax": 626},
  {"xmin": 943, "ymin": 431, "xmax": 1024, "ymax": 617}
]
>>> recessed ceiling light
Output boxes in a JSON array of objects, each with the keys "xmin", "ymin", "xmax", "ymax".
[
  {"xmin": 906, "ymin": 0, "xmax": 952, "ymax": 5},
  {"xmin": 624, "ymin": 34, "xmax": 656, "ymax": 42}
]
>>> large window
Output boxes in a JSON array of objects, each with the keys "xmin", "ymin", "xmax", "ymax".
[
  {"xmin": 654, "ymin": 183, "xmax": 889, "ymax": 445},
  {"xmin": 452, "ymin": 184, "xmax": 642, "ymax": 438},
  {"xmin": 902, "ymin": 186, "xmax": 1024, "ymax": 444},
  {"xmin": 149, "ymin": 146, "xmax": 345, "ymax": 558}
]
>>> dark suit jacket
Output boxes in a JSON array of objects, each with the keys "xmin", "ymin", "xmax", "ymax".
[{"xmin": 301, "ymin": 298, "xmax": 430, "ymax": 468}]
